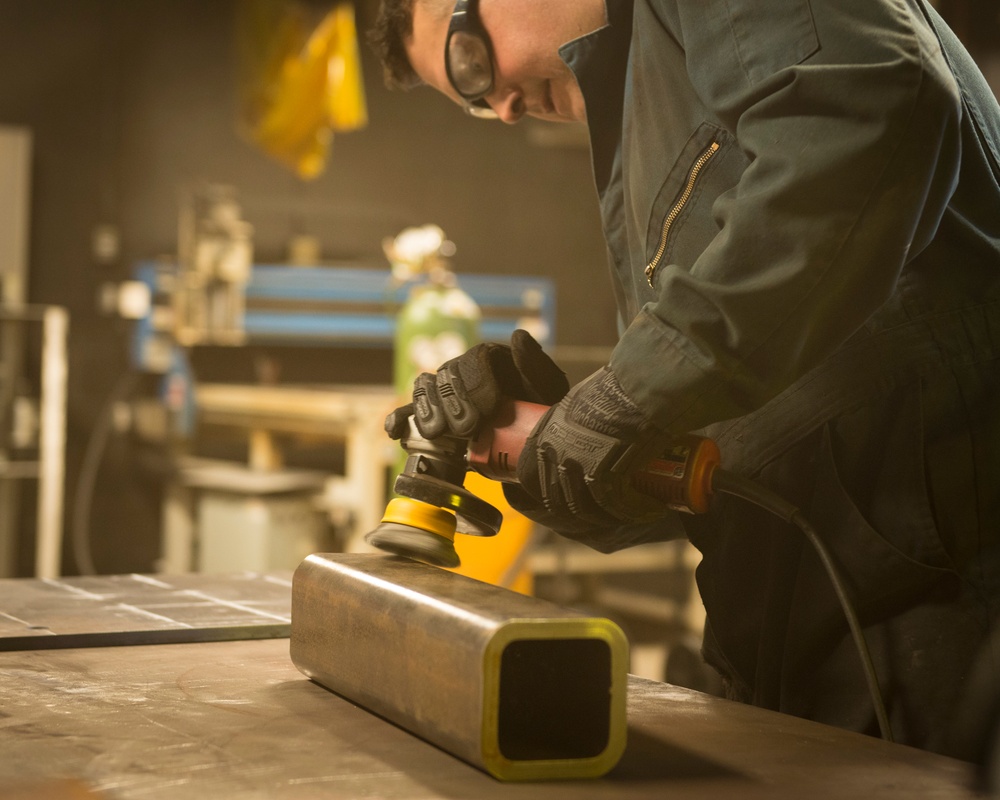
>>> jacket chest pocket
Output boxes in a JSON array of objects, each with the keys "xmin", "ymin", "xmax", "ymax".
[{"xmin": 643, "ymin": 124, "xmax": 740, "ymax": 289}]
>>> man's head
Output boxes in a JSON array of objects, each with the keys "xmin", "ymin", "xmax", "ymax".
[{"xmin": 368, "ymin": 0, "xmax": 606, "ymax": 124}]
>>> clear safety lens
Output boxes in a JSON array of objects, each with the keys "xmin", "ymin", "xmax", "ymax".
[
  {"xmin": 464, "ymin": 102, "xmax": 498, "ymax": 120},
  {"xmin": 447, "ymin": 30, "xmax": 493, "ymax": 99}
]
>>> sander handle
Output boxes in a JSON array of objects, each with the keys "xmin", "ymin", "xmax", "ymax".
[
  {"xmin": 467, "ymin": 398, "xmax": 548, "ymax": 481},
  {"xmin": 467, "ymin": 398, "xmax": 720, "ymax": 514}
]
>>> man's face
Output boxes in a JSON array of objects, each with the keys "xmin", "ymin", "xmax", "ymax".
[{"xmin": 405, "ymin": 0, "xmax": 601, "ymax": 124}]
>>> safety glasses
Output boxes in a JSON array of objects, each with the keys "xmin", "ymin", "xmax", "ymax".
[{"xmin": 444, "ymin": 0, "xmax": 499, "ymax": 120}]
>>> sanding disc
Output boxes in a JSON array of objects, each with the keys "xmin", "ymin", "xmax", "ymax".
[{"xmin": 366, "ymin": 522, "xmax": 460, "ymax": 568}]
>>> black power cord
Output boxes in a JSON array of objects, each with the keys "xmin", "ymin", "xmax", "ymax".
[
  {"xmin": 710, "ymin": 467, "xmax": 894, "ymax": 743},
  {"xmin": 72, "ymin": 371, "xmax": 141, "ymax": 576}
]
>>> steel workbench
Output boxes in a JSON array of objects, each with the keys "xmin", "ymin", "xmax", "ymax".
[{"xmin": 0, "ymin": 572, "xmax": 980, "ymax": 799}]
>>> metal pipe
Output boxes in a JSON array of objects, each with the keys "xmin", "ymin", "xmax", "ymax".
[
  {"xmin": 35, "ymin": 306, "xmax": 67, "ymax": 579},
  {"xmin": 290, "ymin": 553, "xmax": 628, "ymax": 781}
]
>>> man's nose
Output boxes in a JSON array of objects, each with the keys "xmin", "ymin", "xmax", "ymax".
[{"xmin": 490, "ymin": 90, "xmax": 525, "ymax": 124}]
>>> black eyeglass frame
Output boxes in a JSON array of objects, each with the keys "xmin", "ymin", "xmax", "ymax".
[{"xmin": 444, "ymin": 0, "xmax": 498, "ymax": 117}]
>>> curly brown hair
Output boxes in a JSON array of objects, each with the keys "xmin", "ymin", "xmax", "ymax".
[{"xmin": 368, "ymin": 0, "xmax": 452, "ymax": 90}]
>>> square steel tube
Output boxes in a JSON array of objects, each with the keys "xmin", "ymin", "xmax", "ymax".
[{"xmin": 290, "ymin": 553, "xmax": 629, "ymax": 781}]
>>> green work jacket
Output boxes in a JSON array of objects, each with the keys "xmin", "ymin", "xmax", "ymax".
[
  {"xmin": 561, "ymin": 0, "xmax": 1000, "ymax": 756},
  {"xmin": 564, "ymin": 0, "xmax": 1000, "ymax": 435}
]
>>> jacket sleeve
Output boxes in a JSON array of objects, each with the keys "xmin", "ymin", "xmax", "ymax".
[{"xmin": 610, "ymin": 0, "xmax": 965, "ymax": 433}]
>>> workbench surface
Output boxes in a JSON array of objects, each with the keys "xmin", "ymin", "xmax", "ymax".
[{"xmin": 0, "ymin": 574, "xmax": 980, "ymax": 799}]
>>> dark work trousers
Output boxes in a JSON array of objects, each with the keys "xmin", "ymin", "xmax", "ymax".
[{"xmin": 685, "ymin": 301, "xmax": 1000, "ymax": 759}]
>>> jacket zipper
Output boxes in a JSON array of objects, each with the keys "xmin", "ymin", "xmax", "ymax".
[{"xmin": 645, "ymin": 141, "xmax": 720, "ymax": 289}]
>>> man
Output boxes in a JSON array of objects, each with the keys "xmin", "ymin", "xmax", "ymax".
[{"xmin": 369, "ymin": 0, "xmax": 1000, "ymax": 758}]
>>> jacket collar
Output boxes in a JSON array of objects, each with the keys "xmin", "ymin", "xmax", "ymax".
[{"xmin": 559, "ymin": 0, "xmax": 632, "ymax": 191}]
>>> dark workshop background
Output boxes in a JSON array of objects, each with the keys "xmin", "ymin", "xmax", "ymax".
[{"xmin": 0, "ymin": 0, "xmax": 996, "ymax": 576}]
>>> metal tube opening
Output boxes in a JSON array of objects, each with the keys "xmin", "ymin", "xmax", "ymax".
[{"xmin": 498, "ymin": 638, "xmax": 612, "ymax": 761}]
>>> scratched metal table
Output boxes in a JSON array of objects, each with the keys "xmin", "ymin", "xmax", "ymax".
[{"xmin": 0, "ymin": 573, "xmax": 980, "ymax": 799}]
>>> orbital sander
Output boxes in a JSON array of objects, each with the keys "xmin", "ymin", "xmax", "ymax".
[{"xmin": 366, "ymin": 398, "xmax": 722, "ymax": 567}]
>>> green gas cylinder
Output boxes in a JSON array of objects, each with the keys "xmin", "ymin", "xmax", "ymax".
[
  {"xmin": 393, "ymin": 276, "xmax": 481, "ymax": 397},
  {"xmin": 384, "ymin": 225, "xmax": 481, "ymax": 395}
]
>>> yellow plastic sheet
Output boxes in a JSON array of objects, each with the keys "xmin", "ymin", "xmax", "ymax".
[
  {"xmin": 451, "ymin": 472, "xmax": 535, "ymax": 596},
  {"xmin": 237, "ymin": 1, "xmax": 367, "ymax": 179}
]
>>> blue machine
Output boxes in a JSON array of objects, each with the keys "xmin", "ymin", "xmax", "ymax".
[
  {"xmin": 128, "ymin": 260, "xmax": 557, "ymax": 436},
  {"xmin": 132, "ymin": 261, "xmax": 554, "ymax": 357}
]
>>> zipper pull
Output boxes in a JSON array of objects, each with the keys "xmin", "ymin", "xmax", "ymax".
[{"xmin": 644, "ymin": 141, "xmax": 720, "ymax": 290}]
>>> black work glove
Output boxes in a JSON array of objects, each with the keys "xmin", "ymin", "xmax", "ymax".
[
  {"xmin": 506, "ymin": 367, "xmax": 675, "ymax": 547},
  {"xmin": 386, "ymin": 329, "xmax": 569, "ymax": 440}
]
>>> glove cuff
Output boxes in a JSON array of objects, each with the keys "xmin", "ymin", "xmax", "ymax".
[{"xmin": 563, "ymin": 367, "xmax": 651, "ymax": 440}]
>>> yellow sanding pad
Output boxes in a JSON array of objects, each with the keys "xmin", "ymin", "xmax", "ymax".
[{"xmin": 365, "ymin": 498, "xmax": 461, "ymax": 568}]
